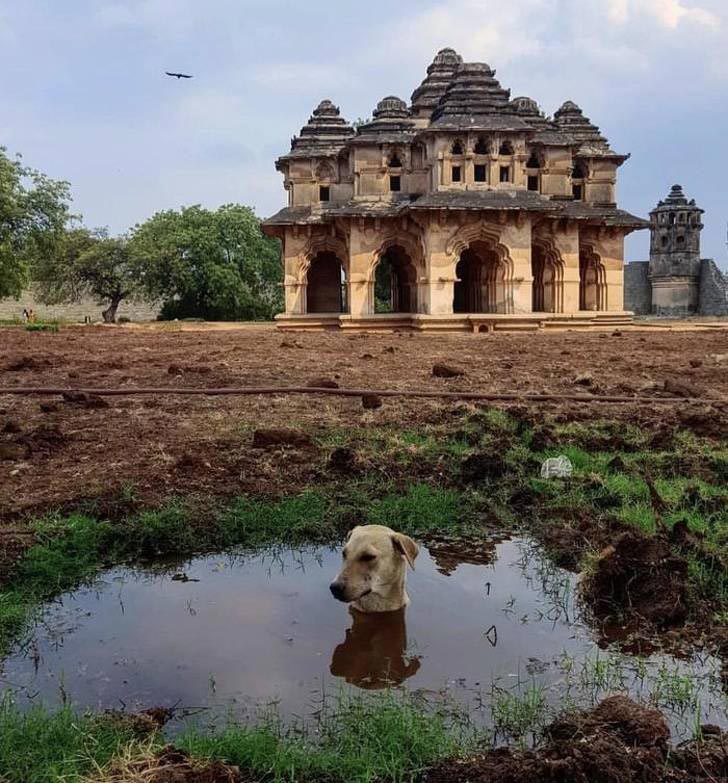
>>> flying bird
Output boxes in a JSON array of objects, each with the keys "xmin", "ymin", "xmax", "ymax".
[{"xmin": 165, "ymin": 71, "xmax": 193, "ymax": 79}]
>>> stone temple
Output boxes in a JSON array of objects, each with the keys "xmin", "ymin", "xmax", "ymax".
[
  {"xmin": 624, "ymin": 185, "xmax": 728, "ymax": 317},
  {"xmin": 263, "ymin": 48, "xmax": 650, "ymax": 331}
]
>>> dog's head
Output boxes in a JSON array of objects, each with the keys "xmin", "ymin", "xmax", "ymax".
[{"xmin": 329, "ymin": 524, "xmax": 419, "ymax": 605}]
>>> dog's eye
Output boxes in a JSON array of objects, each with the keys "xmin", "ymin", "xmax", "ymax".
[{"xmin": 360, "ymin": 553, "xmax": 377, "ymax": 562}]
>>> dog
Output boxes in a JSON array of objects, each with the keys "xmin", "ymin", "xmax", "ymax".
[
  {"xmin": 330, "ymin": 607, "xmax": 421, "ymax": 689},
  {"xmin": 329, "ymin": 524, "xmax": 419, "ymax": 613}
]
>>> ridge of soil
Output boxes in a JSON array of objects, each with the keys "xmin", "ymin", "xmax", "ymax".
[{"xmin": 426, "ymin": 696, "xmax": 728, "ymax": 783}]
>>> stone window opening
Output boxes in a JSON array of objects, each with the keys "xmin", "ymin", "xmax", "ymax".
[
  {"xmin": 579, "ymin": 247, "xmax": 607, "ymax": 311},
  {"xmin": 474, "ymin": 137, "xmax": 490, "ymax": 155},
  {"xmin": 452, "ymin": 165, "xmax": 462, "ymax": 183},
  {"xmin": 306, "ymin": 251, "xmax": 347, "ymax": 314},
  {"xmin": 499, "ymin": 140, "xmax": 514, "ymax": 156},
  {"xmin": 451, "ymin": 139, "xmax": 465, "ymax": 155},
  {"xmin": 669, "ymin": 212, "xmax": 676, "ymax": 226},
  {"xmin": 572, "ymin": 162, "xmax": 587, "ymax": 179},
  {"xmin": 319, "ymin": 185, "xmax": 330, "ymax": 202},
  {"xmin": 388, "ymin": 152, "xmax": 403, "ymax": 168},
  {"xmin": 499, "ymin": 166, "xmax": 511, "ymax": 183},
  {"xmin": 526, "ymin": 152, "xmax": 541, "ymax": 169},
  {"xmin": 373, "ymin": 245, "xmax": 418, "ymax": 314},
  {"xmin": 661, "ymin": 235, "xmax": 668, "ymax": 248},
  {"xmin": 572, "ymin": 184, "xmax": 583, "ymax": 201},
  {"xmin": 531, "ymin": 243, "xmax": 563, "ymax": 313},
  {"xmin": 453, "ymin": 241, "xmax": 508, "ymax": 314},
  {"xmin": 390, "ymin": 175, "xmax": 401, "ymax": 192},
  {"xmin": 474, "ymin": 164, "xmax": 487, "ymax": 183},
  {"xmin": 677, "ymin": 235, "xmax": 685, "ymax": 245},
  {"xmin": 528, "ymin": 175, "xmax": 540, "ymax": 192}
]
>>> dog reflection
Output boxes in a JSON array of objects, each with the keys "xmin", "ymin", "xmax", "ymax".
[{"xmin": 330, "ymin": 607, "xmax": 420, "ymax": 689}]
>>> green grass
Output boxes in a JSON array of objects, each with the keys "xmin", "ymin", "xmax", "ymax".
[
  {"xmin": 179, "ymin": 691, "xmax": 479, "ymax": 783},
  {"xmin": 0, "ymin": 699, "xmax": 143, "ymax": 783},
  {"xmin": 0, "ymin": 693, "xmax": 479, "ymax": 783}
]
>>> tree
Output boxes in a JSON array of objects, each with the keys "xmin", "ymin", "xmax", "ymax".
[
  {"xmin": 130, "ymin": 204, "xmax": 282, "ymax": 321},
  {"xmin": 34, "ymin": 228, "xmax": 143, "ymax": 323},
  {"xmin": 0, "ymin": 147, "xmax": 73, "ymax": 299}
]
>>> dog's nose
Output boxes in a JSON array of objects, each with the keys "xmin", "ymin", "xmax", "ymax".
[{"xmin": 329, "ymin": 581, "xmax": 346, "ymax": 601}]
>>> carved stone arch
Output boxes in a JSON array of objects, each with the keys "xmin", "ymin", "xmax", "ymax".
[
  {"xmin": 447, "ymin": 221, "xmax": 516, "ymax": 314},
  {"xmin": 366, "ymin": 231, "xmax": 425, "ymax": 315},
  {"xmin": 299, "ymin": 235, "xmax": 349, "ymax": 282},
  {"xmin": 532, "ymin": 233, "xmax": 565, "ymax": 313},
  {"xmin": 446, "ymin": 222, "xmax": 514, "ymax": 276},
  {"xmin": 315, "ymin": 160, "xmax": 336, "ymax": 181},
  {"xmin": 579, "ymin": 242, "xmax": 607, "ymax": 311},
  {"xmin": 369, "ymin": 233, "xmax": 425, "ymax": 282},
  {"xmin": 296, "ymin": 233, "xmax": 350, "ymax": 315}
]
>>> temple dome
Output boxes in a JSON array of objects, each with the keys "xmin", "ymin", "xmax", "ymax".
[
  {"xmin": 292, "ymin": 99, "xmax": 355, "ymax": 151},
  {"xmin": 431, "ymin": 62, "xmax": 511, "ymax": 121},
  {"xmin": 410, "ymin": 48, "xmax": 464, "ymax": 118},
  {"xmin": 510, "ymin": 96, "xmax": 540, "ymax": 115},
  {"xmin": 431, "ymin": 47, "xmax": 463, "ymax": 67},
  {"xmin": 554, "ymin": 100, "xmax": 608, "ymax": 150},
  {"xmin": 373, "ymin": 95, "xmax": 410, "ymax": 119}
]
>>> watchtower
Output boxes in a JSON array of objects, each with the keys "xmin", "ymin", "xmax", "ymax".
[{"xmin": 649, "ymin": 185, "xmax": 704, "ymax": 315}]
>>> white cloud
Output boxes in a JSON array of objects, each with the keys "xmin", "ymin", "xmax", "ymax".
[{"xmin": 607, "ymin": 0, "xmax": 721, "ymax": 28}]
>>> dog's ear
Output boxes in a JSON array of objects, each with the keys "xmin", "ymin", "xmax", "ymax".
[{"xmin": 392, "ymin": 533, "xmax": 419, "ymax": 570}]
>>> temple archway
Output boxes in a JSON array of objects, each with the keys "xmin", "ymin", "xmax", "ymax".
[
  {"xmin": 579, "ymin": 246, "xmax": 607, "ymax": 311},
  {"xmin": 531, "ymin": 242, "xmax": 564, "ymax": 313},
  {"xmin": 306, "ymin": 251, "xmax": 348, "ymax": 313},
  {"xmin": 373, "ymin": 245, "xmax": 418, "ymax": 313},
  {"xmin": 453, "ymin": 240, "xmax": 507, "ymax": 313}
]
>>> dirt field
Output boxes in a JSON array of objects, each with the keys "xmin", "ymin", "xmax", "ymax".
[{"xmin": 1, "ymin": 323, "xmax": 727, "ymax": 520}]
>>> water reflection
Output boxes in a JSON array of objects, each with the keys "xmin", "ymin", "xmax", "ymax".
[{"xmin": 330, "ymin": 608, "xmax": 420, "ymax": 689}]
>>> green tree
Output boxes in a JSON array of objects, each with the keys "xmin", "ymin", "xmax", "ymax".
[
  {"xmin": 130, "ymin": 204, "xmax": 282, "ymax": 321},
  {"xmin": 0, "ymin": 147, "xmax": 73, "ymax": 299},
  {"xmin": 34, "ymin": 229, "xmax": 144, "ymax": 323}
]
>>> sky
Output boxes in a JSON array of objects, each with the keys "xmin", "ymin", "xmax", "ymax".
[{"xmin": 1, "ymin": 0, "xmax": 727, "ymax": 266}]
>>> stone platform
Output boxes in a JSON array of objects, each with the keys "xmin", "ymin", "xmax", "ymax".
[{"xmin": 275, "ymin": 311, "xmax": 634, "ymax": 332}]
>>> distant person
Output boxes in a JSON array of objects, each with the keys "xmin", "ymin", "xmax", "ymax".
[
  {"xmin": 28, "ymin": 308, "xmax": 36, "ymax": 323},
  {"xmin": 21, "ymin": 308, "xmax": 29, "ymax": 323}
]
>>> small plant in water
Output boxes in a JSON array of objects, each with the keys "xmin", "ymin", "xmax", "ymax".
[
  {"xmin": 490, "ymin": 680, "xmax": 547, "ymax": 746},
  {"xmin": 651, "ymin": 663, "xmax": 698, "ymax": 713}
]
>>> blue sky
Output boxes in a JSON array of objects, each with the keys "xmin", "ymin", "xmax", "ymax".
[{"xmin": 1, "ymin": 0, "xmax": 726, "ymax": 265}]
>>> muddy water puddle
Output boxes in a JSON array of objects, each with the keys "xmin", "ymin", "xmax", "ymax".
[{"xmin": 1, "ymin": 538, "xmax": 725, "ymax": 740}]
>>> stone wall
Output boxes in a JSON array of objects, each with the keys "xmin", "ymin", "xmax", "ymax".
[
  {"xmin": 0, "ymin": 289, "xmax": 161, "ymax": 323},
  {"xmin": 623, "ymin": 261, "xmax": 651, "ymax": 315},
  {"xmin": 698, "ymin": 259, "xmax": 728, "ymax": 317}
]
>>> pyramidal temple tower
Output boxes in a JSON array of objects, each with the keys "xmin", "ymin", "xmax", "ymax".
[
  {"xmin": 624, "ymin": 185, "xmax": 728, "ymax": 317},
  {"xmin": 648, "ymin": 185, "xmax": 704, "ymax": 315}
]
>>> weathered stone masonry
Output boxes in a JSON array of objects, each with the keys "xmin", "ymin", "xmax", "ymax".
[
  {"xmin": 625, "ymin": 185, "xmax": 728, "ymax": 317},
  {"xmin": 263, "ymin": 48, "xmax": 649, "ymax": 331}
]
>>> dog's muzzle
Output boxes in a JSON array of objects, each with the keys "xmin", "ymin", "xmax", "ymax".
[{"xmin": 329, "ymin": 581, "xmax": 347, "ymax": 601}]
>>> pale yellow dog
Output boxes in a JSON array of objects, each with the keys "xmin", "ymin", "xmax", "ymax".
[{"xmin": 329, "ymin": 525, "xmax": 419, "ymax": 612}]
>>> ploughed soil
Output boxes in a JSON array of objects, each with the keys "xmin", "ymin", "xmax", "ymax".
[
  {"xmin": 1, "ymin": 323, "xmax": 726, "ymax": 522},
  {"xmin": 427, "ymin": 696, "xmax": 728, "ymax": 783}
]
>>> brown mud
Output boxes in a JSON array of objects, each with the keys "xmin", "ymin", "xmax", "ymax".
[
  {"xmin": 1, "ymin": 325, "xmax": 726, "ymax": 522},
  {"xmin": 581, "ymin": 530, "xmax": 690, "ymax": 628},
  {"xmin": 426, "ymin": 696, "xmax": 728, "ymax": 783}
]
